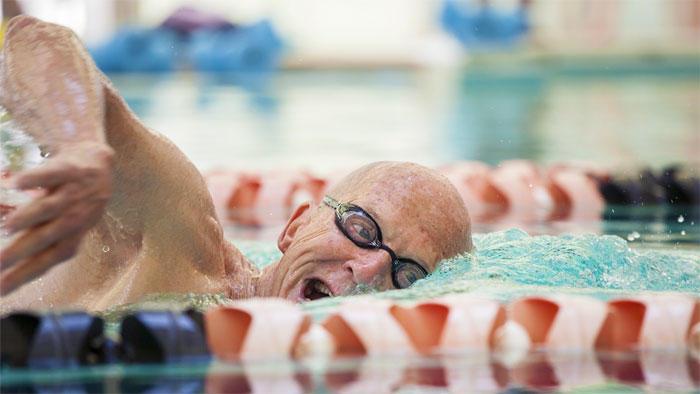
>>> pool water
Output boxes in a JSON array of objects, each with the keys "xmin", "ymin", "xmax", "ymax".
[
  {"xmin": 2, "ymin": 60, "xmax": 699, "ymax": 392},
  {"xmin": 5, "ymin": 230, "xmax": 694, "ymax": 392},
  {"xmin": 106, "ymin": 61, "xmax": 700, "ymax": 246}
]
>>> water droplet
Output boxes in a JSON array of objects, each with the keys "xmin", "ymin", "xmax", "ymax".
[
  {"xmin": 611, "ymin": 208, "xmax": 615, "ymax": 214},
  {"xmin": 39, "ymin": 149, "xmax": 50, "ymax": 158},
  {"xmin": 102, "ymin": 245, "xmax": 110, "ymax": 252},
  {"xmin": 678, "ymin": 215, "xmax": 685, "ymax": 223},
  {"xmin": 681, "ymin": 230, "xmax": 686, "ymax": 235}
]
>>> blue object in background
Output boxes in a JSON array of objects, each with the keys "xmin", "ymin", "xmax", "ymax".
[
  {"xmin": 441, "ymin": 0, "xmax": 529, "ymax": 48},
  {"xmin": 90, "ymin": 27, "xmax": 178, "ymax": 73},
  {"xmin": 188, "ymin": 20, "xmax": 283, "ymax": 73},
  {"xmin": 91, "ymin": 19, "xmax": 283, "ymax": 75}
]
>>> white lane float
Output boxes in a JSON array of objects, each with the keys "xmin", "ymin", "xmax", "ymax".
[
  {"xmin": 318, "ymin": 296, "xmax": 505, "ymax": 357},
  {"xmin": 547, "ymin": 165, "xmax": 605, "ymax": 221},
  {"xmin": 424, "ymin": 295, "xmax": 505, "ymax": 353},
  {"xmin": 437, "ymin": 161, "xmax": 508, "ymax": 222},
  {"xmin": 489, "ymin": 160, "xmax": 557, "ymax": 223},
  {"xmin": 506, "ymin": 295, "xmax": 608, "ymax": 350},
  {"xmin": 492, "ymin": 295, "xmax": 609, "ymax": 388},
  {"xmin": 202, "ymin": 161, "xmax": 614, "ymax": 227},
  {"xmin": 204, "ymin": 169, "xmax": 327, "ymax": 226},
  {"xmin": 202, "ymin": 294, "xmax": 699, "ymax": 370},
  {"xmin": 595, "ymin": 294, "xmax": 698, "ymax": 350},
  {"xmin": 204, "ymin": 298, "xmax": 311, "ymax": 361},
  {"xmin": 320, "ymin": 298, "xmax": 416, "ymax": 357}
]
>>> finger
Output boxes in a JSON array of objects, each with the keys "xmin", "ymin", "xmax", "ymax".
[
  {"xmin": 0, "ymin": 215, "xmax": 81, "ymax": 271},
  {"xmin": 4, "ymin": 186, "xmax": 72, "ymax": 234},
  {"xmin": 14, "ymin": 160, "xmax": 75, "ymax": 190},
  {"xmin": 0, "ymin": 235, "xmax": 81, "ymax": 296}
]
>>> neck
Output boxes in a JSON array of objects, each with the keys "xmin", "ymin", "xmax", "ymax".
[
  {"xmin": 222, "ymin": 240, "xmax": 263, "ymax": 299},
  {"xmin": 253, "ymin": 261, "xmax": 285, "ymax": 298}
]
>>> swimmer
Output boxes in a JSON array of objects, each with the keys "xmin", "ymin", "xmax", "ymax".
[{"xmin": 0, "ymin": 16, "xmax": 472, "ymax": 311}]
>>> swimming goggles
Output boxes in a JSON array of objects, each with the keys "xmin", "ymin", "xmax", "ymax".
[{"xmin": 322, "ymin": 196, "xmax": 429, "ymax": 289}]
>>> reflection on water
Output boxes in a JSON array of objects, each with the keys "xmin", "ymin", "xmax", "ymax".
[
  {"xmin": 108, "ymin": 64, "xmax": 700, "ymax": 246},
  {"xmin": 3, "ymin": 350, "xmax": 698, "ymax": 393},
  {"xmin": 110, "ymin": 61, "xmax": 699, "ymax": 172}
]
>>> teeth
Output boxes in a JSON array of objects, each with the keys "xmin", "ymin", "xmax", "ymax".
[{"xmin": 314, "ymin": 280, "xmax": 331, "ymax": 296}]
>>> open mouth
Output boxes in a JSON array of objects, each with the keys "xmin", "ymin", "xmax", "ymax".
[{"xmin": 302, "ymin": 278, "xmax": 334, "ymax": 301}]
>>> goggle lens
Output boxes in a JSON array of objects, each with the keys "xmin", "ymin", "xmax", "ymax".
[
  {"xmin": 394, "ymin": 260, "xmax": 428, "ymax": 288},
  {"xmin": 339, "ymin": 209, "xmax": 380, "ymax": 246}
]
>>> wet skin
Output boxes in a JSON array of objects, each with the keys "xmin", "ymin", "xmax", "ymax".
[{"xmin": 0, "ymin": 16, "xmax": 472, "ymax": 311}]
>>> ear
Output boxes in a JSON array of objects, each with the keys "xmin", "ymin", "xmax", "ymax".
[{"xmin": 278, "ymin": 201, "xmax": 312, "ymax": 253}]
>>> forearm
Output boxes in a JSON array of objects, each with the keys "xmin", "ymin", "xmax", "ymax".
[{"xmin": 1, "ymin": 16, "xmax": 106, "ymax": 151}]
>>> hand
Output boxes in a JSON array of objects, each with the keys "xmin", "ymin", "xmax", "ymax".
[{"xmin": 1, "ymin": 142, "xmax": 114, "ymax": 295}]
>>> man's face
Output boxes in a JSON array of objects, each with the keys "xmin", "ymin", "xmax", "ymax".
[{"xmin": 260, "ymin": 162, "xmax": 472, "ymax": 302}]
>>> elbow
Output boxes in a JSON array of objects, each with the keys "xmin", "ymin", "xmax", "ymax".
[{"xmin": 5, "ymin": 15, "xmax": 75, "ymax": 47}]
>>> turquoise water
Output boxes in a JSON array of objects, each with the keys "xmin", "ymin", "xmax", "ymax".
[
  {"xmin": 242, "ymin": 229, "xmax": 700, "ymax": 294},
  {"xmin": 74, "ymin": 229, "xmax": 696, "ymax": 325},
  {"xmin": 233, "ymin": 230, "xmax": 700, "ymax": 319}
]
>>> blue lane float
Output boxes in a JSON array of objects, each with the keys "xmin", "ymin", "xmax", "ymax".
[
  {"xmin": 440, "ymin": 0, "xmax": 530, "ymax": 48},
  {"xmin": 90, "ymin": 19, "xmax": 283, "ymax": 74},
  {"xmin": 89, "ymin": 27, "xmax": 179, "ymax": 73},
  {"xmin": 188, "ymin": 20, "xmax": 283, "ymax": 73}
]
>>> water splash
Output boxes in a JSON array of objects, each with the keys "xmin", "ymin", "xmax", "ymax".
[
  {"xmin": 105, "ymin": 230, "xmax": 700, "ymax": 321},
  {"xmin": 236, "ymin": 229, "xmax": 700, "ymax": 297},
  {"xmin": 303, "ymin": 230, "xmax": 700, "ymax": 318}
]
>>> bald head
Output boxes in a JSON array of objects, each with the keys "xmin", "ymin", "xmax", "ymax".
[
  {"xmin": 267, "ymin": 161, "xmax": 473, "ymax": 300},
  {"xmin": 327, "ymin": 161, "xmax": 473, "ymax": 259}
]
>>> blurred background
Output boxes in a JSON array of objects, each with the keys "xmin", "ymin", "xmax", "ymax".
[{"xmin": 1, "ymin": 0, "xmax": 699, "ymax": 242}]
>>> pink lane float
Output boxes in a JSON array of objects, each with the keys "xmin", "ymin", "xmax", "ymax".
[
  {"xmin": 204, "ymin": 298, "xmax": 311, "ymax": 360},
  {"xmin": 201, "ymin": 160, "xmax": 609, "ymax": 227},
  {"xmin": 437, "ymin": 161, "xmax": 508, "ymax": 222},
  {"xmin": 201, "ymin": 293, "xmax": 700, "ymax": 391},
  {"xmin": 203, "ymin": 293, "xmax": 699, "ymax": 359},
  {"xmin": 204, "ymin": 169, "xmax": 326, "ymax": 226}
]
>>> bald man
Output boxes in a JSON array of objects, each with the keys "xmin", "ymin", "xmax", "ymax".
[{"xmin": 0, "ymin": 16, "xmax": 472, "ymax": 311}]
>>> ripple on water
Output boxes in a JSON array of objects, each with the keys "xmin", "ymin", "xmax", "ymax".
[
  {"xmin": 302, "ymin": 229, "xmax": 700, "ymax": 317},
  {"xmin": 105, "ymin": 230, "xmax": 700, "ymax": 321}
]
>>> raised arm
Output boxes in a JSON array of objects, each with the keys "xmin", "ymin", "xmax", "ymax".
[
  {"xmin": 0, "ymin": 16, "xmax": 242, "ymax": 300},
  {"xmin": 0, "ymin": 16, "xmax": 114, "ymax": 294}
]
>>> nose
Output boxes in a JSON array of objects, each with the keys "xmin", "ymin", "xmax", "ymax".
[{"xmin": 342, "ymin": 248, "xmax": 393, "ymax": 287}]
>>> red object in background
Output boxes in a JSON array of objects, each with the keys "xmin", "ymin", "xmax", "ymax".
[
  {"xmin": 204, "ymin": 161, "xmax": 612, "ymax": 227},
  {"xmin": 204, "ymin": 169, "xmax": 328, "ymax": 227}
]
